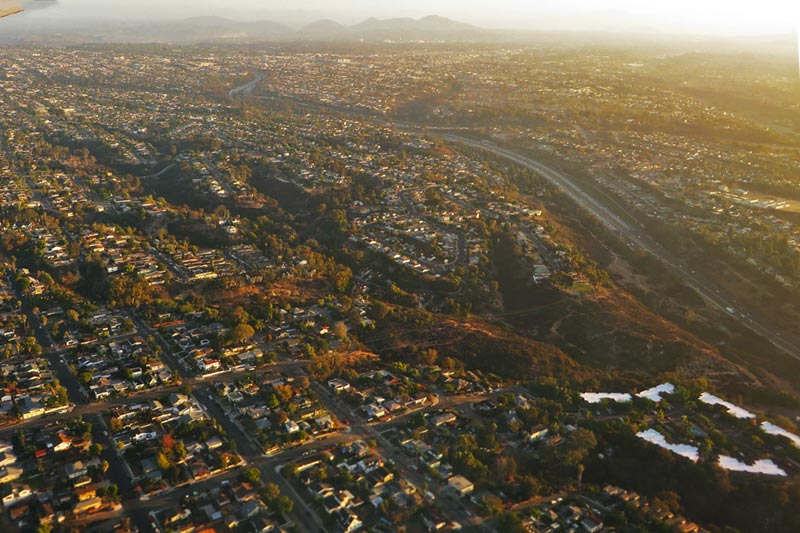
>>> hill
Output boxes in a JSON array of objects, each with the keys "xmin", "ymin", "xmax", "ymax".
[
  {"xmin": 1, "ymin": 14, "xmax": 484, "ymax": 44},
  {"xmin": 298, "ymin": 19, "xmax": 347, "ymax": 39},
  {"xmin": 345, "ymin": 15, "xmax": 481, "ymax": 41}
]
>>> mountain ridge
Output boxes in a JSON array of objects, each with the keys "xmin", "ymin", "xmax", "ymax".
[
  {"xmin": 0, "ymin": 14, "xmax": 795, "ymax": 54},
  {"xmin": 0, "ymin": 14, "xmax": 487, "ymax": 44}
]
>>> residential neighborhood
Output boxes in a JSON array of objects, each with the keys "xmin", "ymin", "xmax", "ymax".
[{"xmin": 0, "ymin": 33, "xmax": 797, "ymax": 533}]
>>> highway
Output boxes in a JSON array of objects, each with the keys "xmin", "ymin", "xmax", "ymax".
[
  {"xmin": 229, "ymin": 72, "xmax": 266, "ymax": 98},
  {"xmin": 140, "ymin": 162, "xmax": 176, "ymax": 180},
  {"xmin": 442, "ymin": 134, "xmax": 800, "ymax": 363}
]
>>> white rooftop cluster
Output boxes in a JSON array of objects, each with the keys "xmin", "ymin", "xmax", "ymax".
[
  {"xmin": 696, "ymin": 394, "xmax": 800, "ymax": 449},
  {"xmin": 698, "ymin": 393, "xmax": 756, "ymax": 419},
  {"xmin": 636, "ymin": 429, "xmax": 699, "ymax": 462},
  {"xmin": 760, "ymin": 421, "xmax": 800, "ymax": 448},
  {"xmin": 581, "ymin": 382, "xmax": 675, "ymax": 405},
  {"xmin": 582, "ymin": 386, "xmax": 799, "ymax": 477},
  {"xmin": 636, "ymin": 383, "xmax": 675, "ymax": 403},
  {"xmin": 636, "ymin": 430, "xmax": 791, "ymax": 476},
  {"xmin": 580, "ymin": 392, "xmax": 632, "ymax": 404},
  {"xmin": 716, "ymin": 456, "xmax": 787, "ymax": 477}
]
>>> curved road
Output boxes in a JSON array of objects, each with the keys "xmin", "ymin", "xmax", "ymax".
[
  {"xmin": 443, "ymin": 134, "xmax": 800, "ymax": 363},
  {"xmin": 229, "ymin": 72, "xmax": 266, "ymax": 98}
]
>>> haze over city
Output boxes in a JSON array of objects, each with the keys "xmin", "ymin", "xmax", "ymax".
[{"xmin": 4, "ymin": 0, "xmax": 799, "ymax": 34}]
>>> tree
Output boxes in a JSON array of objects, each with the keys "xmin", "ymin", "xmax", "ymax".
[
  {"xmin": 243, "ymin": 467, "xmax": 261, "ymax": 485},
  {"xmin": 333, "ymin": 266, "xmax": 352, "ymax": 293},
  {"xmin": 213, "ymin": 205, "xmax": 231, "ymax": 220},
  {"xmin": 220, "ymin": 454, "xmax": 232, "ymax": 469},
  {"xmin": 370, "ymin": 300, "xmax": 390, "ymax": 320},
  {"xmin": 480, "ymin": 494, "xmax": 504, "ymax": 516},
  {"xmin": 441, "ymin": 356, "xmax": 461, "ymax": 371},
  {"xmin": 274, "ymin": 385, "xmax": 293, "ymax": 404},
  {"xmin": 107, "ymin": 483, "xmax": 120, "ymax": 502},
  {"xmin": 424, "ymin": 187, "xmax": 443, "ymax": 207},
  {"xmin": 654, "ymin": 490, "xmax": 681, "ymax": 513},
  {"xmin": 302, "ymin": 343, "xmax": 316, "ymax": 358},
  {"xmin": 261, "ymin": 480, "xmax": 297, "ymax": 514},
  {"xmin": 283, "ymin": 465, "xmax": 299, "ymax": 478},
  {"xmin": 156, "ymin": 451, "xmax": 171, "ymax": 471},
  {"xmin": 12, "ymin": 429, "xmax": 28, "ymax": 455},
  {"xmin": 161, "ymin": 433, "xmax": 176, "ymax": 451},
  {"xmin": 418, "ymin": 348, "xmax": 438, "ymax": 366},
  {"xmin": 261, "ymin": 482, "xmax": 281, "ymax": 501},
  {"xmin": 230, "ymin": 323, "xmax": 255, "ymax": 344},
  {"xmin": 492, "ymin": 455, "xmax": 517, "ymax": 483},
  {"xmin": 332, "ymin": 321, "xmax": 348, "ymax": 341},
  {"xmin": 174, "ymin": 441, "xmax": 187, "ymax": 460},
  {"xmin": 272, "ymin": 495, "xmax": 294, "ymax": 515},
  {"xmin": 564, "ymin": 428, "xmax": 597, "ymax": 465},
  {"xmin": 109, "ymin": 274, "xmax": 153, "ymax": 307},
  {"xmin": 230, "ymin": 306, "xmax": 250, "ymax": 325},
  {"xmin": 496, "ymin": 512, "xmax": 527, "ymax": 533},
  {"xmin": 516, "ymin": 475, "xmax": 541, "ymax": 499}
]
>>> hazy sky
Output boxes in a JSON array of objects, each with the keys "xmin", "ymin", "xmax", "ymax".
[{"xmin": 10, "ymin": 0, "xmax": 800, "ymax": 34}]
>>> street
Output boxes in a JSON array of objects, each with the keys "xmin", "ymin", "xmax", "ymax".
[{"xmin": 1, "ymin": 286, "xmax": 504, "ymax": 532}]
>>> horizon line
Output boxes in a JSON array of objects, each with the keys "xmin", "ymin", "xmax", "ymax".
[{"xmin": 5, "ymin": 10, "xmax": 797, "ymax": 38}]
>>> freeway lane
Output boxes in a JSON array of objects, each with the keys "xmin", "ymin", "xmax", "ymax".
[
  {"xmin": 443, "ymin": 134, "xmax": 800, "ymax": 363},
  {"xmin": 229, "ymin": 72, "xmax": 266, "ymax": 98}
]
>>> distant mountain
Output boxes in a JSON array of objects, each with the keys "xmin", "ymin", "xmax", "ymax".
[
  {"xmin": 1, "ymin": 14, "xmax": 794, "ymax": 52},
  {"xmin": 0, "ymin": 14, "xmax": 488, "ymax": 44},
  {"xmin": 291, "ymin": 15, "xmax": 485, "ymax": 42},
  {"xmin": 346, "ymin": 15, "xmax": 482, "ymax": 41},
  {"xmin": 298, "ymin": 19, "xmax": 348, "ymax": 39},
  {"xmin": 301, "ymin": 19, "xmax": 346, "ymax": 33},
  {"xmin": 351, "ymin": 16, "xmax": 420, "ymax": 32},
  {"xmin": 417, "ymin": 14, "xmax": 478, "ymax": 31}
]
